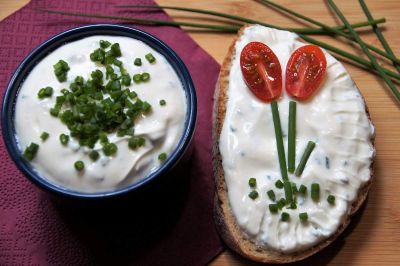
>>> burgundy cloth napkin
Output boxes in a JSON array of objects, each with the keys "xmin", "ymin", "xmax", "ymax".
[{"xmin": 0, "ymin": 0, "xmax": 223, "ymax": 265}]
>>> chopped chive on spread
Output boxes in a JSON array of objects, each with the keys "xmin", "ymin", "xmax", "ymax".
[
  {"xmin": 277, "ymin": 198, "xmax": 286, "ymax": 210},
  {"xmin": 128, "ymin": 137, "xmax": 145, "ymax": 150},
  {"xmin": 53, "ymin": 60, "xmax": 70, "ymax": 82},
  {"xmin": 141, "ymin": 72, "xmax": 150, "ymax": 82},
  {"xmin": 59, "ymin": 133, "xmax": 69, "ymax": 145},
  {"xmin": 281, "ymin": 212, "xmax": 290, "ymax": 222},
  {"xmin": 327, "ymin": 195, "xmax": 336, "ymax": 205},
  {"xmin": 267, "ymin": 190, "xmax": 276, "ymax": 201},
  {"xmin": 271, "ymin": 101, "xmax": 288, "ymax": 181},
  {"xmin": 74, "ymin": 160, "xmax": 84, "ymax": 171},
  {"xmin": 145, "ymin": 53, "xmax": 156, "ymax": 63},
  {"xmin": 23, "ymin": 142, "xmax": 39, "ymax": 161},
  {"xmin": 38, "ymin": 86, "xmax": 53, "ymax": 99},
  {"xmin": 103, "ymin": 143, "xmax": 118, "ymax": 156},
  {"xmin": 299, "ymin": 212, "xmax": 308, "ymax": 222},
  {"xmin": 295, "ymin": 141, "xmax": 316, "ymax": 177},
  {"xmin": 110, "ymin": 43, "xmax": 122, "ymax": 57},
  {"xmin": 159, "ymin": 99, "xmax": 166, "ymax": 106},
  {"xmin": 283, "ymin": 180, "xmax": 293, "ymax": 204},
  {"xmin": 248, "ymin": 190, "xmax": 259, "ymax": 200},
  {"xmin": 134, "ymin": 58, "xmax": 142, "ymax": 66},
  {"xmin": 248, "ymin": 177, "xmax": 257, "ymax": 188},
  {"xmin": 299, "ymin": 184, "xmax": 307, "ymax": 195},
  {"xmin": 275, "ymin": 179, "xmax": 284, "ymax": 189},
  {"xmin": 89, "ymin": 150, "xmax": 99, "ymax": 162},
  {"xmin": 291, "ymin": 182, "xmax": 298, "ymax": 194},
  {"xmin": 311, "ymin": 183, "xmax": 320, "ymax": 202},
  {"xmin": 40, "ymin": 132, "xmax": 49, "ymax": 142},
  {"xmin": 158, "ymin": 152, "xmax": 167, "ymax": 161},
  {"xmin": 288, "ymin": 202, "xmax": 297, "ymax": 209},
  {"xmin": 269, "ymin": 204, "xmax": 278, "ymax": 213},
  {"xmin": 121, "ymin": 74, "xmax": 131, "ymax": 86}
]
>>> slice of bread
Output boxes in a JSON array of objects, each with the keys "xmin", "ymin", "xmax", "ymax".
[{"xmin": 212, "ymin": 25, "xmax": 376, "ymax": 264}]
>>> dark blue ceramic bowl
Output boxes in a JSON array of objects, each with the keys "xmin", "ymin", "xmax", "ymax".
[{"xmin": 1, "ymin": 24, "xmax": 197, "ymax": 199}]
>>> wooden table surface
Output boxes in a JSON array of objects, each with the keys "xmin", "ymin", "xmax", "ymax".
[{"xmin": 1, "ymin": 0, "xmax": 399, "ymax": 265}]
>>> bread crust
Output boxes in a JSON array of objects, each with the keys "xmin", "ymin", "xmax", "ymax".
[{"xmin": 212, "ymin": 25, "xmax": 376, "ymax": 264}]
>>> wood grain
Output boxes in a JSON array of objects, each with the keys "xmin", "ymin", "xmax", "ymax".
[{"xmin": 1, "ymin": 0, "xmax": 399, "ymax": 265}]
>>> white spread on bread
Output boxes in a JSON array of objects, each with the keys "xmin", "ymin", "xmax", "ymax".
[
  {"xmin": 15, "ymin": 36, "xmax": 186, "ymax": 193},
  {"xmin": 219, "ymin": 25, "xmax": 375, "ymax": 253}
]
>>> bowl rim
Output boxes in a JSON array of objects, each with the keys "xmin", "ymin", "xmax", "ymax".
[{"xmin": 1, "ymin": 24, "xmax": 197, "ymax": 199}]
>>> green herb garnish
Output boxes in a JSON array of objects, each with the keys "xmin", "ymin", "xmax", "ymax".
[
  {"xmin": 288, "ymin": 101, "xmax": 296, "ymax": 173},
  {"xmin": 40, "ymin": 132, "xmax": 49, "ymax": 141},
  {"xmin": 59, "ymin": 134, "xmax": 69, "ymax": 145},
  {"xmin": 158, "ymin": 152, "xmax": 167, "ymax": 161},
  {"xmin": 53, "ymin": 60, "xmax": 70, "ymax": 82},
  {"xmin": 269, "ymin": 204, "xmax": 278, "ymax": 213},
  {"xmin": 298, "ymin": 184, "xmax": 307, "ymax": 195},
  {"xmin": 141, "ymin": 72, "xmax": 150, "ymax": 82},
  {"xmin": 145, "ymin": 53, "xmax": 156, "ymax": 63},
  {"xmin": 267, "ymin": 190, "xmax": 276, "ymax": 201},
  {"xmin": 311, "ymin": 183, "xmax": 320, "ymax": 202},
  {"xmin": 283, "ymin": 180, "xmax": 293, "ymax": 204},
  {"xmin": 74, "ymin": 160, "xmax": 84, "ymax": 171},
  {"xmin": 89, "ymin": 150, "xmax": 100, "ymax": 162},
  {"xmin": 248, "ymin": 177, "xmax": 257, "ymax": 188},
  {"xmin": 327, "ymin": 195, "xmax": 336, "ymax": 205},
  {"xmin": 277, "ymin": 198, "xmax": 286, "ymax": 210},
  {"xmin": 128, "ymin": 137, "xmax": 145, "ymax": 150},
  {"xmin": 23, "ymin": 142, "xmax": 39, "ymax": 161},
  {"xmin": 275, "ymin": 180, "xmax": 284, "ymax": 189},
  {"xmin": 38, "ymin": 86, "xmax": 53, "ymax": 99},
  {"xmin": 248, "ymin": 190, "xmax": 259, "ymax": 200},
  {"xmin": 295, "ymin": 141, "xmax": 316, "ymax": 177},
  {"xmin": 281, "ymin": 212, "xmax": 290, "ymax": 222},
  {"xmin": 103, "ymin": 143, "xmax": 118, "ymax": 156},
  {"xmin": 299, "ymin": 212, "xmax": 308, "ymax": 222},
  {"xmin": 271, "ymin": 101, "xmax": 288, "ymax": 181},
  {"xmin": 159, "ymin": 99, "xmax": 166, "ymax": 106},
  {"xmin": 134, "ymin": 58, "xmax": 142, "ymax": 66}
]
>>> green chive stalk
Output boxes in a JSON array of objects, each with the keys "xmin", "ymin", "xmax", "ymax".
[
  {"xmin": 271, "ymin": 101, "xmax": 288, "ymax": 181},
  {"xmin": 259, "ymin": 0, "xmax": 400, "ymax": 66},
  {"xmin": 359, "ymin": 0, "xmax": 400, "ymax": 73},
  {"xmin": 327, "ymin": 0, "xmax": 400, "ymax": 103},
  {"xmin": 116, "ymin": 5, "xmax": 386, "ymax": 35},
  {"xmin": 295, "ymin": 141, "xmax": 316, "ymax": 177},
  {"xmin": 288, "ymin": 101, "xmax": 296, "ymax": 173}
]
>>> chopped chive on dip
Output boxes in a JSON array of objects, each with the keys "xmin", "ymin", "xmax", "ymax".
[
  {"xmin": 103, "ymin": 143, "xmax": 118, "ymax": 156},
  {"xmin": 275, "ymin": 179, "xmax": 284, "ymax": 189},
  {"xmin": 145, "ymin": 53, "xmax": 156, "ymax": 63},
  {"xmin": 40, "ymin": 132, "xmax": 49, "ymax": 142},
  {"xmin": 128, "ymin": 137, "xmax": 145, "ymax": 150},
  {"xmin": 158, "ymin": 152, "xmax": 167, "ymax": 161},
  {"xmin": 89, "ymin": 150, "xmax": 100, "ymax": 162},
  {"xmin": 288, "ymin": 202, "xmax": 297, "ymax": 209},
  {"xmin": 327, "ymin": 195, "xmax": 336, "ymax": 205},
  {"xmin": 141, "ymin": 72, "xmax": 150, "ymax": 82},
  {"xmin": 269, "ymin": 204, "xmax": 278, "ymax": 213},
  {"xmin": 159, "ymin": 99, "xmax": 166, "ymax": 106},
  {"xmin": 291, "ymin": 182, "xmax": 298, "ymax": 194},
  {"xmin": 267, "ymin": 190, "xmax": 276, "ymax": 201},
  {"xmin": 134, "ymin": 58, "xmax": 142, "ymax": 66},
  {"xmin": 100, "ymin": 40, "xmax": 111, "ymax": 49},
  {"xmin": 281, "ymin": 212, "xmax": 290, "ymax": 222},
  {"xmin": 23, "ymin": 142, "xmax": 39, "ymax": 161},
  {"xmin": 311, "ymin": 183, "xmax": 320, "ymax": 202},
  {"xmin": 38, "ymin": 86, "xmax": 53, "ymax": 99},
  {"xmin": 299, "ymin": 212, "xmax": 308, "ymax": 222},
  {"xmin": 59, "ymin": 134, "xmax": 69, "ymax": 145},
  {"xmin": 248, "ymin": 190, "xmax": 259, "ymax": 200},
  {"xmin": 248, "ymin": 177, "xmax": 256, "ymax": 188},
  {"xmin": 53, "ymin": 60, "xmax": 70, "ymax": 82},
  {"xmin": 133, "ymin": 74, "xmax": 142, "ymax": 83},
  {"xmin": 74, "ymin": 160, "xmax": 84, "ymax": 171}
]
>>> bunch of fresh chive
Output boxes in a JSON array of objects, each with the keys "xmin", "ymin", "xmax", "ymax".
[
  {"xmin": 34, "ymin": 0, "xmax": 400, "ymax": 103},
  {"xmin": 23, "ymin": 40, "xmax": 168, "ymax": 170}
]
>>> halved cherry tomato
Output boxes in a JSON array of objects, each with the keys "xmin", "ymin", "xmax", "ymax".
[
  {"xmin": 285, "ymin": 45, "xmax": 327, "ymax": 100},
  {"xmin": 240, "ymin": 42, "xmax": 282, "ymax": 102}
]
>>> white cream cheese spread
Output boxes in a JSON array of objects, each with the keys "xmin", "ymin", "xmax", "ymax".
[
  {"xmin": 219, "ymin": 25, "xmax": 375, "ymax": 252},
  {"xmin": 15, "ymin": 36, "xmax": 186, "ymax": 193}
]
